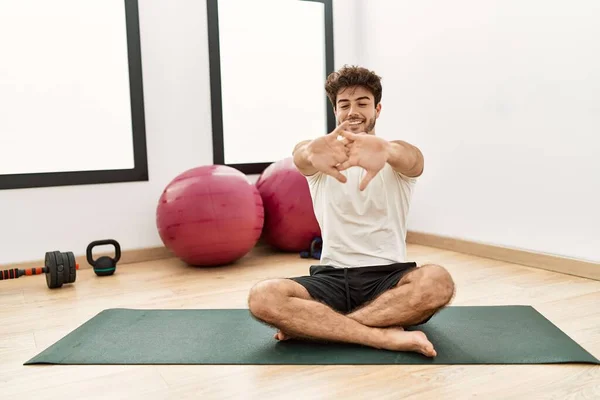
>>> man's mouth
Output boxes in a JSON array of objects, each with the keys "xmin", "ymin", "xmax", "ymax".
[{"xmin": 348, "ymin": 120, "xmax": 363, "ymax": 126}]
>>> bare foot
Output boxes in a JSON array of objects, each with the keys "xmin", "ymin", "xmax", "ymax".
[
  {"xmin": 379, "ymin": 327, "xmax": 437, "ymax": 357},
  {"xmin": 274, "ymin": 330, "xmax": 293, "ymax": 341}
]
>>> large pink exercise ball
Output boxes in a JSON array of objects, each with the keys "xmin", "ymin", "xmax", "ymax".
[
  {"xmin": 156, "ymin": 165, "xmax": 264, "ymax": 266},
  {"xmin": 255, "ymin": 157, "xmax": 321, "ymax": 252}
]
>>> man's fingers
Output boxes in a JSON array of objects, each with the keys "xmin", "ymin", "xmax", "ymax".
[
  {"xmin": 337, "ymin": 136, "xmax": 351, "ymax": 146},
  {"xmin": 359, "ymin": 170, "xmax": 377, "ymax": 191},
  {"xmin": 338, "ymin": 130, "xmax": 358, "ymax": 141},
  {"xmin": 326, "ymin": 167, "xmax": 347, "ymax": 183},
  {"xmin": 330, "ymin": 120, "xmax": 350, "ymax": 135},
  {"xmin": 344, "ymin": 144, "xmax": 351, "ymax": 155},
  {"xmin": 336, "ymin": 160, "xmax": 353, "ymax": 171},
  {"xmin": 333, "ymin": 150, "xmax": 349, "ymax": 163}
]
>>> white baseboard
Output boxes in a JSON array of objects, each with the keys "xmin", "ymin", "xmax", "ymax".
[{"xmin": 406, "ymin": 231, "xmax": 600, "ymax": 281}]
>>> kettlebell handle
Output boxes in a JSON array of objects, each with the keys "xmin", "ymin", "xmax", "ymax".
[
  {"xmin": 86, "ymin": 239, "xmax": 121, "ymax": 267},
  {"xmin": 300, "ymin": 237, "xmax": 322, "ymax": 260}
]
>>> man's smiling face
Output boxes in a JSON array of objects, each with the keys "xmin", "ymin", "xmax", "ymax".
[{"xmin": 335, "ymin": 85, "xmax": 381, "ymax": 134}]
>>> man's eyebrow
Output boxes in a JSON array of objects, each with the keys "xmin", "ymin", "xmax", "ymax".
[{"xmin": 337, "ymin": 96, "xmax": 371, "ymax": 104}]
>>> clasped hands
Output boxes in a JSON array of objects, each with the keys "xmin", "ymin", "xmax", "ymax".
[{"xmin": 306, "ymin": 120, "xmax": 390, "ymax": 191}]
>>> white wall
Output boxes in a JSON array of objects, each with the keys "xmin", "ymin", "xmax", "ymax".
[
  {"xmin": 0, "ymin": 0, "xmax": 359, "ymax": 265},
  {"xmin": 10, "ymin": 0, "xmax": 591, "ymax": 267},
  {"xmin": 361, "ymin": 0, "xmax": 600, "ymax": 262}
]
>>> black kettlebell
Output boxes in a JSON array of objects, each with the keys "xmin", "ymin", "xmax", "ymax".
[
  {"xmin": 86, "ymin": 239, "xmax": 121, "ymax": 276},
  {"xmin": 300, "ymin": 237, "xmax": 322, "ymax": 260}
]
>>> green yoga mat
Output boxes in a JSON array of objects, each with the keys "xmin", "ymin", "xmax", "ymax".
[{"xmin": 25, "ymin": 306, "xmax": 599, "ymax": 365}]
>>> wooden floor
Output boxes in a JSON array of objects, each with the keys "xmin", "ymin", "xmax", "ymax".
[{"xmin": 1, "ymin": 244, "xmax": 599, "ymax": 399}]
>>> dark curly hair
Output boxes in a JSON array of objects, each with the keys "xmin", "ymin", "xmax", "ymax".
[{"xmin": 325, "ymin": 65, "xmax": 382, "ymax": 110}]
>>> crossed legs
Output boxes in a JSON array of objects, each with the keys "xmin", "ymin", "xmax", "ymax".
[
  {"xmin": 348, "ymin": 264, "xmax": 455, "ymax": 327},
  {"xmin": 247, "ymin": 264, "xmax": 455, "ymax": 357}
]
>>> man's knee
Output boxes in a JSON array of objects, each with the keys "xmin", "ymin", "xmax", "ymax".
[
  {"xmin": 247, "ymin": 279, "xmax": 308, "ymax": 322},
  {"xmin": 248, "ymin": 279, "xmax": 280, "ymax": 321},
  {"xmin": 404, "ymin": 264, "xmax": 455, "ymax": 310}
]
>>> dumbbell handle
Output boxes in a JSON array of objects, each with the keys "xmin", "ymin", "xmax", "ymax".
[{"xmin": 0, "ymin": 264, "xmax": 79, "ymax": 280}]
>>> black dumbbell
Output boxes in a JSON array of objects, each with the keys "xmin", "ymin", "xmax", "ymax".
[
  {"xmin": 86, "ymin": 239, "xmax": 121, "ymax": 276},
  {"xmin": 0, "ymin": 251, "xmax": 78, "ymax": 289}
]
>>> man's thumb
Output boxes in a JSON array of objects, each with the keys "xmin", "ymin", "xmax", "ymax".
[{"xmin": 359, "ymin": 170, "xmax": 376, "ymax": 191}]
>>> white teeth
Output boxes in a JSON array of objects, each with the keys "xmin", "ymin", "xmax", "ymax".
[{"xmin": 349, "ymin": 120, "xmax": 362, "ymax": 125}]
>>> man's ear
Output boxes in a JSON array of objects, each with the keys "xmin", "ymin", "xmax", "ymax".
[{"xmin": 375, "ymin": 103, "xmax": 382, "ymax": 117}]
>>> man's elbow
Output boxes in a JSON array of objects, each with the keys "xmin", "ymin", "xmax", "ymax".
[{"xmin": 412, "ymin": 150, "xmax": 425, "ymax": 177}]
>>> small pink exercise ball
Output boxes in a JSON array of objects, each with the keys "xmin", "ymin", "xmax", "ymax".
[
  {"xmin": 255, "ymin": 157, "xmax": 321, "ymax": 252},
  {"xmin": 156, "ymin": 165, "xmax": 264, "ymax": 266}
]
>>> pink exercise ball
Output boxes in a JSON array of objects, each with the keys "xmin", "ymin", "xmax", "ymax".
[
  {"xmin": 156, "ymin": 165, "xmax": 264, "ymax": 266},
  {"xmin": 255, "ymin": 157, "xmax": 321, "ymax": 252}
]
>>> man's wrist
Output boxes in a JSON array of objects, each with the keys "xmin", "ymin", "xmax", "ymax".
[{"xmin": 293, "ymin": 140, "xmax": 317, "ymax": 174}]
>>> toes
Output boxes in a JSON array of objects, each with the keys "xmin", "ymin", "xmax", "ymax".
[{"xmin": 426, "ymin": 345, "xmax": 437, "ymax": 357}]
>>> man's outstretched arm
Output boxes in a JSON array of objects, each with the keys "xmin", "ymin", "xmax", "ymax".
[{"xmin": 386, "ymin": 140, "xmax": 424, "ymax": 178}]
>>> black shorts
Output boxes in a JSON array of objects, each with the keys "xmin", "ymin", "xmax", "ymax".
[{"xmin": 289, "ymin": 262, "xmax": 418, "ymax": 314}]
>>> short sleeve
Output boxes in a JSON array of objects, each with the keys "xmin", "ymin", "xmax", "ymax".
[
  {"xmin": 394, "ymin": 170, "xmax": 418, "ymax": 185},
  {"xmin": 305, "ymin": 171, "xmax": 324, "ymax": 191}
]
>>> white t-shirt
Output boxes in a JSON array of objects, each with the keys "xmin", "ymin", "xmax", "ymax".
[{"xmin": 305, "ymin": 164, "xmax": 416, "ymax": 268}]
